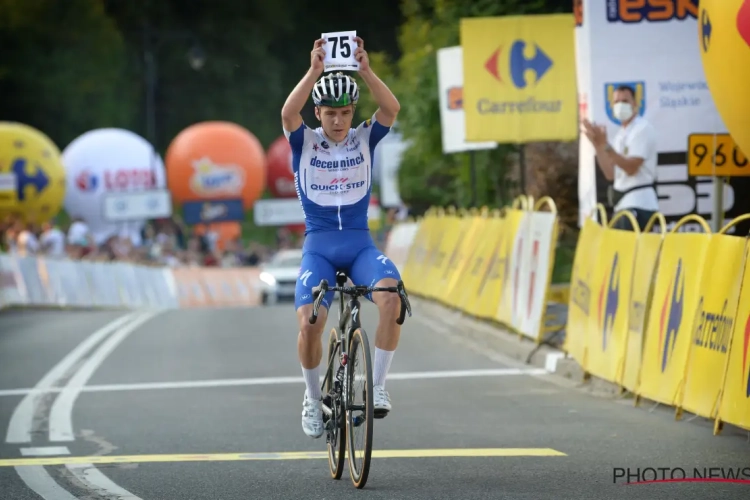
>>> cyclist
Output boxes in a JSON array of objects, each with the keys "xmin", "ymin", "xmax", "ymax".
[{"xmin": 281, "ymin": 36, "xmax": 403, "ymax": 438}]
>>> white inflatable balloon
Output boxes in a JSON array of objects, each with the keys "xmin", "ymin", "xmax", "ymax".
[{"xmin": 62, "ymin": 128, "xmax": 167, "ymax": 245}]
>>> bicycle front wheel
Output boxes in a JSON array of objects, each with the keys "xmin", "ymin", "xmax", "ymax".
[
  {"xmin": 325, "ymin": 328, "xmax": 346, "ymax": 479},
  {"xmin": 346, "ymin": 327, "xmax": 374, "ymax": 489}
]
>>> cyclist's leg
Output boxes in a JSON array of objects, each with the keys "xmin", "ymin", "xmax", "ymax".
[
  {"xmin": 349, "ymin": 246, "xmax": 403, "ymax": 414},
  {"xmin": 295, "ymin": 250, "xmax": 336, "ymax": 438}
]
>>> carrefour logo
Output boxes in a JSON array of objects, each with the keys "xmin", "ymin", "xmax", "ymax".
[
  {"xmin": 485, "ymin": 40, "xmax": 552, "ymax": 89},
  {"xmin": 309, "ymin": 152, "xmax": 365, "ymax": 170},
  {"xmin": 478, "ymin": 40, "xmax": 561, "ymax": 116},
  {"xmin": 598, "ymin": 253, "xmax": 620, "ymax": 351},
  {"xmin": 659, "ymin": 259, "xmax": 685, "ymax": 373}
]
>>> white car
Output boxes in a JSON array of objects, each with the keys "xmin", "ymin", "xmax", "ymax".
[{"xmin": 259, "ymin": 249, "xmax": 304, "ymax": 305}]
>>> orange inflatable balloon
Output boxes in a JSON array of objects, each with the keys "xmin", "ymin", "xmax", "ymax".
[{"xmin": 165, "ymin": 121, "xmax": 266, "ymax": 209}]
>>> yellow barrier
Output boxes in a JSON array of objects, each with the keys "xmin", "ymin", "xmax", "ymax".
[
  {"xmin": 401, "ymin": 195, "xmax": 560, "ymax": 343},
  {"xmin": 716, "ymin": 235, "xmax": 750, "ymax": 433},
  {"xmin": 679, "ymin": 215, "xmax": 749, "ymax": 422},
  {"xmin": 620, "ymin": 213, "xmax": 666, "ymax": 392},
  {"xmin": 400, "ymin": 196, "xmax": 750, "ymax": 435},
  {"xmin": 584, "ymin": 211, "xmax": 640, "ymax": 385},
  {"xmin": 637, "ymin": 215, "xmax": 713, "ymax": 408},
  {"xmin": 564, "ymin": 208, "xmax": 607, "ymax": 371}
]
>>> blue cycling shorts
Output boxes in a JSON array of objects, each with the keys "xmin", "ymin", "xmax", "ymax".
[{"xmin": 295, "ymin": 229, "xmax": 402, "ymax": 310}]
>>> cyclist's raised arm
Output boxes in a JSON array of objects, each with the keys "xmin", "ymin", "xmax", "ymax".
[
  {"xmin": 354, "ymin": 36, "xmax": 400, "ymax": 127},
  {"xmin": 281, "ymin": 39, "xmax": 326, "ymax": 134}
]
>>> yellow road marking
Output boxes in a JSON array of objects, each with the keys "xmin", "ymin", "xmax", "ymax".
[{"xmin": 0, "ymin": 448, "xmax": 566, "ymax": 467}]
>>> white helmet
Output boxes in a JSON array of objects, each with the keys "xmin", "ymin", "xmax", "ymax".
[{"xmin": 311, "ymin": 72, "xmax": 359, "ymax": 107}]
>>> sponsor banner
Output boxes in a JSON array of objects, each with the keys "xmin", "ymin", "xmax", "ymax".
[
  {"xmin": 496, "ymin": 209, "xmax": 529, "ymax": 328},
  {"xmin": 564, "ymin": 216, "xmax": 606, "ymax": 369},
  {"xmin": 638, "ymin": 229, "xmax": 712, "ymax": 406},
  {"xmin": 575, "ymin": 0, "xmax": 750, "ymax": 233},
  {"xmin": 460, "ymin": 14, "xmax": 578, "ymax": 143},
  {"xmin": 681, "ymin": 233, "xmax": 746, "ymax": 418},
  {"xmin": 182, "ymin": 198, "xmax": 244, "ymax": 225},
  {"xmin": 436, "ymin": 46, "xmax": 497, "ymax": 153},
  {"xmin": 620, "ymin": 231, "xmax": 664, "ymax": 392},
  {"xmin": 717, "ymin": 241, "xmax": 750, "ymax": 431},
  {"xmin": 383, "ymin": 221, "xmax": 420, "ymax": 272},
  {"xmin": 586, "ymin": 219, "xmax": 638, "ymax": 384}
]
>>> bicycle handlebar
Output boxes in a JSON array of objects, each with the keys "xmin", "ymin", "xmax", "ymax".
[{"xmin": 308, "ymin": 279, "xmax": 412, "ymax": 326}]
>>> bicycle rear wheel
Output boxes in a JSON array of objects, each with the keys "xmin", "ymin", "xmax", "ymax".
[
  {"xmin": 346, "ymin": 327, "xmax": 374, "ymax": 489},
  {"xmin": 324, "ymin": 328, "xmax": 346, "ymax": 479}
]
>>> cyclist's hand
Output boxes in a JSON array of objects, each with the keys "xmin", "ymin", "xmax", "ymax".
[
  {"xmin": 311, "ymin": 38, "xmax": 326, "ymax": 74},
  {"xmin": 354, "ymin": 36, "xmax": 369, "ymax": 72}
]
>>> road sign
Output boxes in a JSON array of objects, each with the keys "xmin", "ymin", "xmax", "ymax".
[{"xmin": 688, "ymin": 133, "xmax": 749, "ymax": 177}]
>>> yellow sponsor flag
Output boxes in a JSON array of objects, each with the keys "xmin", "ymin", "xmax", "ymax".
[{"xmin": 459, "ymin": 14, "xmax": 578, "ymax": 143}]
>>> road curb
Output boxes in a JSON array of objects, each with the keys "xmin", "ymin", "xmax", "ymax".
[{"xmin": 410, "ymin": 297, "xmax": 623, "ymax": 398}]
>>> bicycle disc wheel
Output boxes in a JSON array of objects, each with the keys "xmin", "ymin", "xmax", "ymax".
[
  {"xmin": 325, "ymin": 328, "xmax": 346, "ymax": 479},
  {"xmin": 346, "ymin": 327, "xmax": 374, "ymax": 489}
]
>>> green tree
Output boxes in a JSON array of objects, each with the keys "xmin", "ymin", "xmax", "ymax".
[
  {"xmin": 356, "ymin": 0, "xmax": 571, "ymax": 215},
  {"xmin": 0, "ymin": 0, "xmax": 136, "ymax": 150}
]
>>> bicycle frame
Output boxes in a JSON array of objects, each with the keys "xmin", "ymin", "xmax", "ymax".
[{"xmin": 312, "ymin": 272, "xmax": 411, "ymax": 423}]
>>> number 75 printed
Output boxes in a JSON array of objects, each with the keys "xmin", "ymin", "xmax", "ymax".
[{"xmin": 321, "ymin": 30, "xmax": 359, "ymax": 72}]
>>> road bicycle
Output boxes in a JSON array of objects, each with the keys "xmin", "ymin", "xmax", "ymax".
[{"xmin": 309, "ymin": 271, "xmax": 412, "ymax": 489}]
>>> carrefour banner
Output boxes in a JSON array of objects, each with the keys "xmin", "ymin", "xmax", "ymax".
[
  {"xmin": 459, "ymin": 14, "xmax": 578, "ymax": 143},
  {"xmin": 575, "ymin": 0, "xmax": 750, "ymax": 233}
]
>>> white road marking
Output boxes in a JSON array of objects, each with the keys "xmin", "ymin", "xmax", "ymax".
[
  {"xmin": 66, "ymin": 463, "xmax": 143, "ymax": 499},
  {"xmin": 5, "ymin": 312, "xmax": 140, "ymax": 444},
  {"xmin": 49, "ymin": 311, "xmax": 158, "ymax": 442},
  {"xmin": 0, "ymin": 367, "xmax": 548, "ymax": 398},
  {"xmin": 20, "ymin": 446, "xmax": 71, "ymax": 456},
  {"xmin": 14, "ymin": 466, "xmax": 78, "ymax": 500}
]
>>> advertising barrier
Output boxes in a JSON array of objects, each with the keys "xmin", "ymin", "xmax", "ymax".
[
  {"xmin": 398, "ymin": 196, "xmax": 560, "ymax": 344},
  {"xmin": 637, "ymin": 217, "xmax": 713, "ymax": 408},
  {"xmin": 0, "ymin": 254, "xmax": 263, "ymax": 311},
  {"xmin": 620, "ymin": 214, "xmax": 666, "ymax": 393}
]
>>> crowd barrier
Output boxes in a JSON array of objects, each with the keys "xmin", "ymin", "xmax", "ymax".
[
  {"xmin": 564, "ymin": 205, "xmax": 750, "ymax": 434},
  {"xmin": 0, "ymin": 254, "xmax": 263, "ymax": 310},
  {"xmin": 385, "ymin": 195, "xmax": 561, "ymax": 344},
  {"xmin": 384, "ymin": 199, "xmax": 750, "ymax": 436}
]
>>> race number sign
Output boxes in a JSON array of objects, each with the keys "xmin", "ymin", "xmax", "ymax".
[{"xmin": 321, "ymin": 30, "xmax": 359, "ymax": 72}]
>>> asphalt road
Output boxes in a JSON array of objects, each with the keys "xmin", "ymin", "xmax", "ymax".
[{"xmin": 0, "ymin": 302, "xmax": 748, "ymax": 500}]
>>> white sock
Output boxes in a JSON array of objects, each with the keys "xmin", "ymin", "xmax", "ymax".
[
  {"xmin": 373, "ymin": 347, "xmax": 395, "ymax": 388},
  {"xmin": 302, "ymin": 365, "xmax": 321, "ymax": 400}
]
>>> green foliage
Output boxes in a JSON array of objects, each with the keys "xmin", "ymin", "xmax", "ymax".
[
  {"xmin": 356, "ymin": 0, "xmax": 571, "ymax": 214},
  {"xmin": 0, "ymin": 0, "xmax": 136, "ymax": 148}
]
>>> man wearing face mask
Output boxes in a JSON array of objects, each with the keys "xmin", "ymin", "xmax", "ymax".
[{"xmin": 581, "ymin": 84, "xmax": 658, "ymax": 231}]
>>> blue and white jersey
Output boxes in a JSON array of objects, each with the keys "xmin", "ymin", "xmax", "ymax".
[{"xmin": 283, "ymin": 113, "xmax": 390, "ymax": 233}]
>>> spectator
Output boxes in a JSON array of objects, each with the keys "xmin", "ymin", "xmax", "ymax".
[
  {"xmin": 39, "ymin": 220, "xmax": 66, "ymax": 258},
  {"xmin": 581, "ymin": 84, "xmax": 658, "ymax": 231}
]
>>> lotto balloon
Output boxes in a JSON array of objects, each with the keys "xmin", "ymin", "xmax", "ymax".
[
  {"xmin": 166, "ymin": 121, "xmax": 266, "ymax": 209},
  {"xmin": 0, "ymin": 122, "xmax": 66, "ymax": 224},
  {"xmin": 62, "ymin": 128, "xmax": 167, "ymax": 244},
  {"xmin": 266, "ymin": 135, "xmax": 296, "ymax": 198},
  {"xmin": 699, "ymin": 0, "xmax": 750, "ymax": 157}
]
